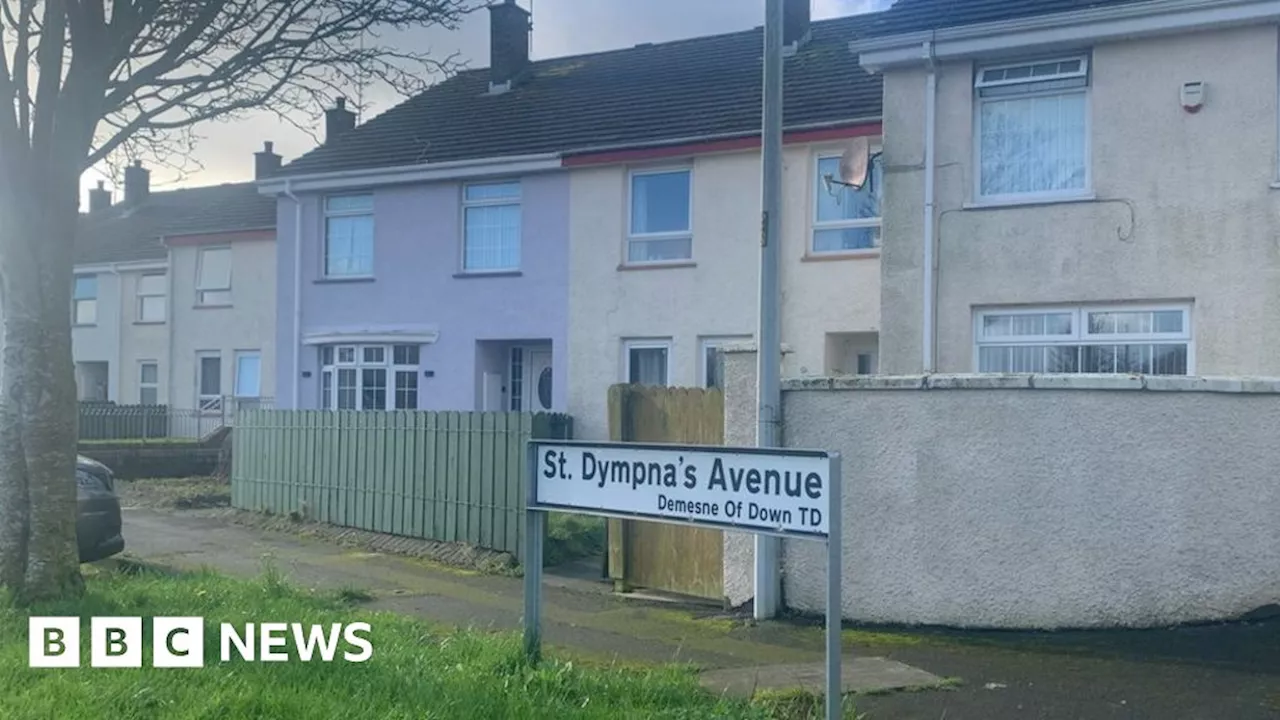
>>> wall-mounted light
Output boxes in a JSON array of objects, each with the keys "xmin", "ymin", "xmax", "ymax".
[
  {"xmin": 423, "ymin": 370, "xmax": 435, "ymax": 378},
  {"xmin": 301, "ymin": 371, "xmax": 312, "ymax": 378}
]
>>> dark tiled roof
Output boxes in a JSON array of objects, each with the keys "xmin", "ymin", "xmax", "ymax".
[
  {"xmin": 861, "ymin": 0, "xmax": 1154, "ymax": 38},
  {"xmin": 278, "ymin": 13, "xmax": 885, "ymax": 176},
  {"xmin": 75, "ymin": 182, "xmax": 277, "ymax": 265}
]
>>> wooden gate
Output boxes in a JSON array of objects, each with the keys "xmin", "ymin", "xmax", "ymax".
[{"xmin": 606, "ymin": 384, "xmax": 725, "ymax": 602}]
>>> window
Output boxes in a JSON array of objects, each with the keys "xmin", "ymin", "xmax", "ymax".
[
  {"xmin": 974, "ymin": 304, "xmax": 1191, "ymax": 375},
  {"xmin": 463, "ymin": 182, "xmax": 521, "ymax": 271},
  {"xmin": 813, "ymin": 152, "xmax": 882, "ymax": 253},
  {"xmin": 624, "ymin": 340, "xmax": 672, "ymax": 386},
  {"xmin": 73, "ymin": 275, "xmax": 97, "ymax": 325},
  {"xmin": 319, "ymin": 343, "xmax": 419, "ymax": 410},
  {"xmin": 196, "ymin": 247, "xmax": 232, "ymax": 306},
  {"xmin": 628, "ymin": 169, "xmax": 692, "ymax": 263},
  {"xmin": 234, "ymin": 351, "xmax": 261, "ymax": 397},
  {"xmin": 197, "ymin": 352, "xmax": 222, "ymax": 411},
  {"xmin": 509, "ymin": 347, "xmax": 524, "ymax": 411},
  {"xmin": 324, "ymin": 195, "xmax": 374, "ymax": 277},
  {"xmin": 975, "ymin": 56, "xmax": 1089, "ymax": 200},
  {"xmin": 137, "ymin": 273, "xmax": 167, "ymax": 322},
  {"xmin": 700, "ymin": 336, "xmax": 750, "ymax": 389},
  {"xmin": 139, "ymin": 362, "xmax": 159, "ymax": 405}
]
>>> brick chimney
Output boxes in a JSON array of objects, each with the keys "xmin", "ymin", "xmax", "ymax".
[
  {"xmin": 123, "ymin": 160, "xmax": 150, "ymax": 204},
  {"xmin": 488, "ymin": 0, "xmax": 532, "ymax": 92},
  {"xmin": 325, "ymin": 98, "xmax": 356, "ymax": 144},
  {"xmin": 87, "ymin": 181, "xmax": 112, "ymax": 213},
  {"xmin": 784, "ymin": 0, "xmax": 812, "ymax": 50},
  {"xmin": 254, "ymin": 141, "xmax": 282, "ymax": 179}
]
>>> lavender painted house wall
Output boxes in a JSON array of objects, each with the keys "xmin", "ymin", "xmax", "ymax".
[{"xmin": 274, "ymin": 171, "xmax": 569, "ymax": 412}]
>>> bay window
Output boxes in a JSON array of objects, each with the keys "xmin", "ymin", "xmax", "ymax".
[{"xmin": 320, "ymin": 343, "xmax": 420, "ymax": 410}]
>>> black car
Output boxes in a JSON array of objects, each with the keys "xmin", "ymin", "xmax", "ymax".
[{"xmin": 76, "ymin": 455, "xmax": 124, "ymax": 562}]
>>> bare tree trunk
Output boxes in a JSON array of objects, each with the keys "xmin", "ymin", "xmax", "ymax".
[{"xmin": 0, "ymin": 171, "xmax": 84, "ymax": 603}]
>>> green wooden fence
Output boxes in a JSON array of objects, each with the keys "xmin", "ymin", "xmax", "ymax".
[{"xmin": 231, "ymin": 409, "xmax": 573, "ymax": 561}]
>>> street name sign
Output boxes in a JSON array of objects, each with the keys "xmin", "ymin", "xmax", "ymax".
[{"xmin": 521, "ymin": 439, "xmax": 844, "ymax": 720}]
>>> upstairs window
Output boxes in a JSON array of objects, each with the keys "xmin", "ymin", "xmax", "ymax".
[
  {"xmin": 137, "ymin": 272, "xmax": 167, "ymax": 322},
  {"xmin": 324, "ymin": 195, "xmax": 374, "ymax": 278},
  {"xmin": 463, "ymin": 182, "xmax": 521, "ymax": 271},
  {"xmin": 975, "ymin": 304, "xmax": 1191, "ymax": 375},
  {"xmin": 196, "ymin": 247, "xmax": 232, "ymax": 306},
  {"xmin": 975, "ymin": 56, "xmax": 1090, "ymax": 201},
  {"xmin": 813, "ymin": 152, "xmax": 882, "ymax": 253},
  {"xmin": 72, "ymin": 274, "xmax": 97, "ymax": 325},
  {"xmin": 628, "ymin": 169, "xmax": 692, "ymax": 263}
]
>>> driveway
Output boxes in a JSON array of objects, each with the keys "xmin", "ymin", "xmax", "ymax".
[{"xmin": 120, "ymin": 507, "xmax": 1280, "ymax": 719}]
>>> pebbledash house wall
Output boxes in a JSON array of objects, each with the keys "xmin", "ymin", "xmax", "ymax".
[
  {"xmin": 567, "ymin": 142, "xmax": 882, "ymax": 442},
  {"xmin": 721, "ymin": 347, "xmax": 1280, "ymax": 630},
  {"xmin": 878, "ymin": 24, "xmax": 1280, "ymax": 375},
  {"xmin": 274, "ymin": 171, "xmax": 570, "ymax": 411}
]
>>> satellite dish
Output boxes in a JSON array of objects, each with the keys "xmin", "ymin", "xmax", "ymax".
[{"xmin": 823, "ymin": 136, "xmax": 871, "ymax": 202}]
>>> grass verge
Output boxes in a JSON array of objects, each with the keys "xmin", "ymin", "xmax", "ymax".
[{"xmin": 0, "ymin": 564, "xmax": 834, "ymax": 719}]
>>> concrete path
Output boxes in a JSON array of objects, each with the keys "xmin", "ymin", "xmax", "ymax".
[{"xmin": 118, "ymin": 508, "xmax": 1280, "ymax": 719}]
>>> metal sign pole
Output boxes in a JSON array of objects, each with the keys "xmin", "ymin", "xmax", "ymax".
[
  {"xmin": 523, "ymin": 442, "xmax": 543, "ymax": 664},
  {"xmin": 825, "ymin": 452, "xmax": 843, "ymax": 720}
]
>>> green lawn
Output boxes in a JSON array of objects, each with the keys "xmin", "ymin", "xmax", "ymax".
[{"xmin": 0, "ymin": 564, "xmax": 824, "ymax": 719}]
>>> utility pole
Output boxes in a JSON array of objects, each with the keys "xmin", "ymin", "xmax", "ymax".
[{"xmin": 755, "ymin": 0, "xmax": 783, "ymax": 620}]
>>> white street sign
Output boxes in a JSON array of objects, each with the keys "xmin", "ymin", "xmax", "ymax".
[{"xmin": 530, "ymin": 441, "xmax": 833, "ymax": 537}]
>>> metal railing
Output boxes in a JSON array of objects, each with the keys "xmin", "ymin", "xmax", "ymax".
[{"xmin": 78, "ymin": 396, "xmax": 276, "ymax": 442}]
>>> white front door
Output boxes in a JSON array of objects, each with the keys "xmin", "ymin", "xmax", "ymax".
[{"xmin": 523, "ymin": 349, "xmax": 554, "ymax": 412}]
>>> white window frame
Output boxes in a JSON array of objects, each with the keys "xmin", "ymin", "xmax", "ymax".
[
  {"xmin": 625, "ymin": 167, "xmax": 693, "ymax": 265},
  {"xmin": 195, "ymin": 246, "xmax": 232, "ymax": 306},
  {"xmin": 699, "ymin": 336, "xmax": 751, "ymax": 389},
  {"xmin": 196, "ymin": 351, "xmax": 223, "ymax": 412},
  {"xmin": 622, "ymin": 339, "xmax": 674, "ymax": 386},
  {"xmin": 319, "ymin": 343, "xmax": 419, "ymax": 411},
  {"xmin": 72, "ymin": 274, "xmax": 97, "ymax": 326},
  {"xmin": 234, "ymin": 350, "xmax": 262, "ymax": 398},
  {"xmin": 323, "ymin": 194, "xmax": 375, "ymax": 279},
  {"xmin": 461, "ymin": 180, "xmax": 522, "ymax": 273},
  {"xmin": 811, "ymin": 148, "xmax": 883, "ymax": 256},
  {"xmin": 138, "ymin": 361, "xmax": 159, "ymax": 405},
  {"xmin": 136, "ymin": 272, "xmax": 167, "ymax": 323},
  {"xmin": 972, "ymin": 303, "xmax": 1194, "ymax": 374},
  {"xmin": 972, "ymin": 55, "xmax": 1092, "ymax": 205}
]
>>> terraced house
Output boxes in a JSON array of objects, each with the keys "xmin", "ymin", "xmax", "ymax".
[
  {"xmin": 563, "ymin": 4, "xmax": 885, "ymax": 441},
  {"xmin": 261, "ymin": 0, "xmax": 889, "ymax": 440},
  {"xmin": 74, "ymin": 148, "xmax": 278, "ymax": 427},
  {"xmin": 854, "ymin": 0, "xmax": 1280, "ymax": 377}
]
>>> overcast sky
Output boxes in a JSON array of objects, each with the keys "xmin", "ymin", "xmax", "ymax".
[{"xmin": 85, "ymin": 0, "xmax": 890, "ymax": 197}]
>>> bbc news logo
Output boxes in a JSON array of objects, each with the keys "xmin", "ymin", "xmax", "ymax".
[{"xmin": 29, "ymin": 617, "xmax": 373, "ymax": 668}]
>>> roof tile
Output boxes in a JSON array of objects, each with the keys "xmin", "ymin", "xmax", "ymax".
[
  {"xmin": 277, "ymin": 12, "xmax": 886, "ymax": 177},
  {"xmin": 75, "ymin": 182, "xmax": 276, "ymax": 265}
]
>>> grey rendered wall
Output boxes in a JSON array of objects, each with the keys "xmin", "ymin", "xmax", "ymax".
[
  {"xmin": 722, "ymin": 350, "xmax": 1280, "ymax": 628},
  {"xmin": 878, "ymin": 25, "xmax": 1280, "ymax": 376}
]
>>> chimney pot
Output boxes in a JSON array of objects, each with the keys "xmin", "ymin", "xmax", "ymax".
[
  {"xmin": 255, "ymin": 140, "xmax": 283, "ymax": 179},
  {"xmin": 324, "ymin": 97, "xmax": 356, "ymax": 144},
  {"xmin": 488, "ymin": 0, "xmax": 532, "ymax": 91},
  {"xmin": 88, "ymin": 181, "xmax": 112, "ymax": 213},
  {"xmin": 123, "ymin": 161, "xmax": 150, "ymax": 205}
]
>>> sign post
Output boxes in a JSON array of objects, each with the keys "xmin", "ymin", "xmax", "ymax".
[{"xmin": 522, "ymin": 440, "xmax": 844, "ymax": 720}]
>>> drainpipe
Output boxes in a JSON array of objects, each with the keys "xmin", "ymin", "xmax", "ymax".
[
  {"xmin": 282, "ymin": 179, "xmax": 303, "ymax": 409},
  {"xmin": 921, "ymin": 40, "xmax": 938, "ymax": 373}
]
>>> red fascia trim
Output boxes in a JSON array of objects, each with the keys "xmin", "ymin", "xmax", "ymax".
[
  {"xmin": 164, "ymin": 229, "xmax": 275, "ymax": 247},
  {"xmin": 562, "ymin": 122, "xmax": 883, "ymax": 167}
]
